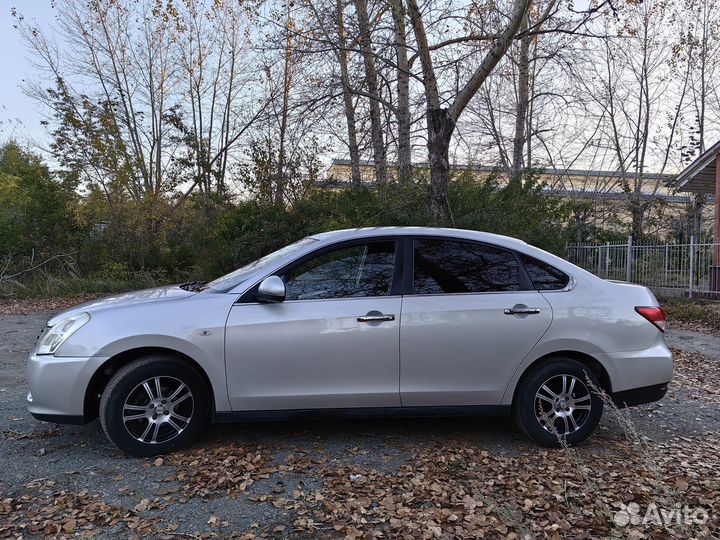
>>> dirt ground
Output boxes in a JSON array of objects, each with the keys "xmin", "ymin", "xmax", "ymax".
[{"xmin": 2, "ymin": 308, "xmax": 720, "ymax": 539}]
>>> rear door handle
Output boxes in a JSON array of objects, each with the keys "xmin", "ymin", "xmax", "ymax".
[
  {"xmin": 504, "ymin": 307, "xmax": 540, "ymax": 315},
  {"xmin": 357, "ymin": 313, "xmax": 395, "ymax": 323}
]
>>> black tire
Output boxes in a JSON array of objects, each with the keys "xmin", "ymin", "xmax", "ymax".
[
  {"xmin": 100, "ymin": 356, "xmax": 209, "ymax": 457},
  {"xmin": 513, "ymin": 357, "xmax": 604, "ymax": 447}
]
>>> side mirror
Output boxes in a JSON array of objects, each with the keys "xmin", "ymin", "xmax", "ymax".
[{"xmin": 256, "ymin": 276, "xmax": 286, "ymax": 303}]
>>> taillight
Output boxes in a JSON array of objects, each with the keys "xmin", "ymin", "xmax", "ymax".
[{"xmin": 635, "ymin": 306, "xmax": 667, "ymax": 333}]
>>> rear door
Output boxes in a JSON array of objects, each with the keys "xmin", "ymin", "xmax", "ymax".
[{"xmin": 399, "ymin": 237, "xmax": 552, "ymax": 406}]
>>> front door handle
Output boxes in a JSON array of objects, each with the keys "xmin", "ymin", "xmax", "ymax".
[
  {"xmin": 504, "ymin": 306, "xmax": 540, "ymax": 315},
  {"xmin": 357, "ymin": 313, "xmax": 395, "ymax": 323}
]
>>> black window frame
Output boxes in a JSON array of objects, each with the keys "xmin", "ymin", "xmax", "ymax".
[
  {"xmin": 237, "ymin": 237, "xmax": 404, "ymax": 303},
  {"xmin": 403, "ymin": 236, "xmax": 535, "ymax": 295}
]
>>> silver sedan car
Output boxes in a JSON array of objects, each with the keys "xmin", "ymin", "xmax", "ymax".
[{"xmin": 27, "ymin": 227, "xmax": 673, "ymax": 456}]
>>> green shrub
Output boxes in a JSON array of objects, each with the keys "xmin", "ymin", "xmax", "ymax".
[
  {"xmin": 0, "ymin": 141, "xmax": 75, "ymax": 255},
  {"xmin": 0, "ymin": 155, "xmax": 575, "ymax": 297}
]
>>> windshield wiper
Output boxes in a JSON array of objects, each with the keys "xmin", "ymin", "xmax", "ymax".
[{"xmin": 178, "ymin": 281, "xmax": 207, "ymax": 292}]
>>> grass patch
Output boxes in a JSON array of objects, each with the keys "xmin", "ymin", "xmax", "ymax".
[
  {"xmin": 659, "ymin": 296, "xmax": 720, "ymax": 335},
  {"xmin": 0, "ymin": 274, "xmax": 165, "ymax": 300}
]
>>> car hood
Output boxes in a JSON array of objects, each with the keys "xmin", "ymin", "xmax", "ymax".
[{"xmin": 47, "ymin": 285, "xmax": 195, "ymax": 326}]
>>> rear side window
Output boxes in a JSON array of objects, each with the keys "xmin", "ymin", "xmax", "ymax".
[
  {"xmin": 413, "ymin": 239, "xmax": 520, "ymax": 294},
  {"xmin": 520, "ymin": 254, "xmax": 570, "ymax": 290}
]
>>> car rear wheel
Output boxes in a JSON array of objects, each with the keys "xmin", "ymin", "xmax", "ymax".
[
  {"xmin": 513, "ymin": 358, "xmax": 604, "ymax": 447},
  {"xmin": 99, "ymin": 356, "xmax": 209, "ymax": 457}
]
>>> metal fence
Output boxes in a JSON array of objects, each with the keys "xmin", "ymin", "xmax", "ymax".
[{"xmin": 565, "ymin": 237, "xmax": 720, "ymax": 298}]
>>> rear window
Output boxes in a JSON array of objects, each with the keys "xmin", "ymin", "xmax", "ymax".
[
  {"xmin": 521, "ymin": 254, "xmax": 570, "ymax": 291},
  {"xmin": 413, "ymin": 239, "xmax": 521, "ymax": 294}
]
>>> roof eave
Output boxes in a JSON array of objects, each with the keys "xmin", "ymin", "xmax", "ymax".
[{"xmin": 669, "ymin": 139, "xmax": 720, "ymax": 190}]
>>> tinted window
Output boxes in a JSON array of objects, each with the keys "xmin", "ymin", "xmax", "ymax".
[
  {"xmin": 521, "ymin": 254, "xmax": 570, "ymax": 290},
  {"xmin": 413, "ymin": 239, "xmax": 520, "ymax": 294},
  {"xmin": 282, "ymin": 242, "xmax": 396, "ymax": 300}
]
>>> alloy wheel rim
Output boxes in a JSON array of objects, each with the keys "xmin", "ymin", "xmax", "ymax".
[
  {"xmin": 122, "ymin": 376, "xmax": 194, "ymax": 444},
  {"xmin": 534, "ymin": 374, "xmax": 592, "ymax": 436}
]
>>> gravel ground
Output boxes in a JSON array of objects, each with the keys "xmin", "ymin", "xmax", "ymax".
[{"xmin": 2, "ymin": 311, "xmax": 720, "ymax": 539}]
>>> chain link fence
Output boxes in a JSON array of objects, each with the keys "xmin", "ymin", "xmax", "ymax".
[{"xmin": 566, "ymin": 237, "xmax": 720, "ymax": 298}]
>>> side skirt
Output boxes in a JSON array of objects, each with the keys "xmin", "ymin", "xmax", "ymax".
[
  {"xmin": 31, "ymin": 412, "xmax": 88, "ymax": 425},
  {"xmin": 214, "ymin": 405, "xmax": 511, "ymax": 423}
]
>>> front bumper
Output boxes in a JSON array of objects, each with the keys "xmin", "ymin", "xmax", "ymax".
[{"xmin": 26, "ymin": 352, "xmax": 108, "ymax": 424}]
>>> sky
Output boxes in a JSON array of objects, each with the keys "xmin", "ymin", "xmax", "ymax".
[{"xmin": 0, "ymin": 1, "xmax": 57, "ymax": 147}]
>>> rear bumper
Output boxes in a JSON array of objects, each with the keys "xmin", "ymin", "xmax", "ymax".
[
  {"xmin": 610, "ymin": 382, "xmax": 669, "ymax": 408},
  {"xmin": 599, "ymin": 342, "xmax": 673, "ymax": 393}
]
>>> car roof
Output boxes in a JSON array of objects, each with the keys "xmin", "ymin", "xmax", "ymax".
[
  {"xmin": 304, "ymin": 227, "xmax": 597, "ymax": 288},
  {"xmin": 310, "ymin": 227, "xmax": 528, "ymax": 248}
]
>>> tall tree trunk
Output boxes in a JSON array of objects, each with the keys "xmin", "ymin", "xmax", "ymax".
[
  {"xmin": 698, "ymin": 0, "xmax": 708, "ymax": 154},
  {"xmin": 406, "ymin": 0, "xmax": 448, "ymax": 221},
  {"xmin": 691, "ymin": 194, "xmax": 706, "ymax": 239},
  {"xmin": 336, "ymin": 0, "xmax": 362, "ymax": 187},
  {"xmin": 427, "ymin": 108, "xmax": 455, "ymax": 220},
  {"xmin": 353, "ymin": 0, "xmax": 387, "ymax": 186},
  {"xmin": 390, "ymin": 0, "xmax": 411, "ymax": 183},
  {"xmin": 631, "ymin": 200, "xmax": 644, "ymax": 241},
  {"xmin": 511, "ymin": 16, "xmax": 530, "ymax": 185},
  {"xmin": 275, "ymin": 9, "xmax": 293, "ymax": 205}
]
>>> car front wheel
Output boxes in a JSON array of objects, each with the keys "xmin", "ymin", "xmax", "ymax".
[
  {"xmin": 99, "ymin": 356, "xmax": 209, "ymax": 457},
  {"xmin": 513, "ymin": 358, "xmax": 604, "ymax": 447}
]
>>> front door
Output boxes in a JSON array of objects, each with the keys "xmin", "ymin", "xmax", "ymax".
[
  {"xmin": 400, "ymin": 238, "xmax": 553, "ymax": 406},
  {"xmin": 225, "ymin": 239, "xmax": 402, "ymax": 411}
]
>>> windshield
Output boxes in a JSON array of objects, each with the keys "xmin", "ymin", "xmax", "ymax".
[{"xmin": 203, "ymin": 237, "xmax": 318, "ymax": 292}]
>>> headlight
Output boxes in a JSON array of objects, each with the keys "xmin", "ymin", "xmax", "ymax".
[{"xmin": 35, "ymin": 313, "xmax": 90, "ymax": 355}]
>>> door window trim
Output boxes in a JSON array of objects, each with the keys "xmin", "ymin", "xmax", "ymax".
[
  {"xmin": 236, "ymin": 237, "xmax": 404, "ymax": 304},
  {"xmin": 404, "ymin": 235, "xmax": 535, "ymax": 296}
]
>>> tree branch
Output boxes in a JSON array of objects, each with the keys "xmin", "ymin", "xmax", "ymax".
[{"xmin": 449, "ymin": 0, "xmax": 531, "ymax": 121}]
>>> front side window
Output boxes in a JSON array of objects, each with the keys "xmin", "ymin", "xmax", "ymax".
[
  {"xmin": 413, "ymin": 239, "xmax": 520, "ymax": 294},
  {"xmin": 520, "ymin": 254, "xmax": 570, "ymax": 290},
  {"xmin": 282, "ymin": 241, "xmax": 396, "ymax": 301}
]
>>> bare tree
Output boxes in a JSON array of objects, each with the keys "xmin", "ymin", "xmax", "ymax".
[
  {"xmin": 390, "ymin": 0, "xmax": 412, "ymax": 182},
  {"xmin": 353, "ymin": 0, "xmax": 388, "ymax": 186},
  {"xmin": 510, "ymin": 14, "xmax": 531, "ymax": 183},
  {"xmin": 18, "ymin": 0, "xmax": 709, "ymax": 243},
  {"xmin": 680, "ymin": 0, "xmax": 720, "ymax": 157},
  {"xmin": 170, "ymin": 0, "xmax": 268, "ymax": 207},
  {"xmin": 406, "ymin": 0, "xmax": 531, "ymax": 220},
  {"xmin": 575, "ymin": 0, "xmax": 684, "ymax": 238},
  {"xmin": 275, "ymin": 5, "xmax": 296, "ymax": 204},
  {"xmin": 22, "ymin": 0, "xmax": 267, "ymax": 210},
  {"xmin": 336, "ymin": 0, "xmax": 363, "ymax": 186}
]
